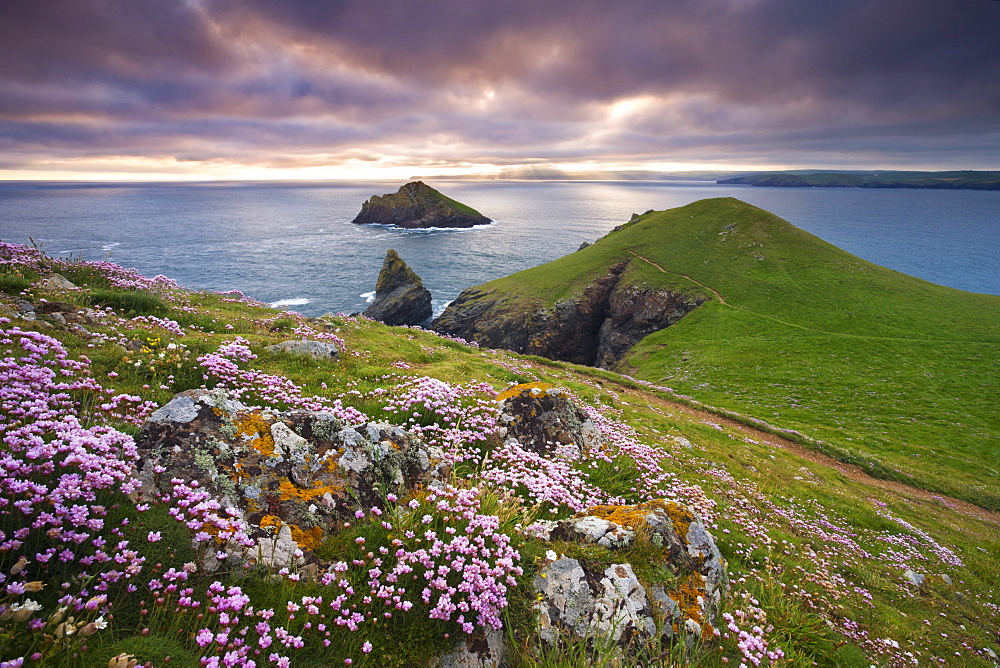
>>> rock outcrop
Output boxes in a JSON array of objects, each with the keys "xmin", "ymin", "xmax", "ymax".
[
  {"xmin": 532, "ymin": 499, "xmax": 728, "ymax": 649},
  {"xmin": 264, "ymin": 339, "xmax": 340, "ymax": 360},
  {"xmin": 352, "ymin": 181, "xmax": 491, "ymax": 229},
  {"xmin": 135, "ymin": 389, "xmax": 446, "ymax": 567},
  {"xmin": 496, "ymin": 382, "xmax": 602, "ymax": 456},
  {"xmin": 363, "ymin": 249, "xmax": 433, "ymax": 326},
  {"xmin": 432, "ymin": 260, "xmax": 705, "ymax": 368}
]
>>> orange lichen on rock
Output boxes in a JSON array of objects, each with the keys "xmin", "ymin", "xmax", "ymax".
[
  {"xmin": 259, "ymin": 514, "xmax": 324, "ymax": 551},
  {"xmin": 495, "ymin": 381, "xmax": 554, "ymax": 403},
  {"xmin": 668, "ymin": 571, "xmax": 714, "ymax": 637},
  {"xmin": 234, "ymin": 411, "xmax": 277, "ymax": 457},
  {"xmin": 584, "ymin": 499, "xmax": 694, "ymax": 537},
  {"xmin": 277, "ymin": 479, "xmax": 342, "ymax": 503},
  {"xmin": 290, "ymin": 525, "xmax": 325, "ymax": 551}
]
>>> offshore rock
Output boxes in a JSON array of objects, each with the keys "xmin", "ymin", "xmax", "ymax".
[
  {"xmin": 496, "ymin": 382, "xmax": 602, "ymax": 456},
  {"xmin": 352, "ymin": 181, "xmax": 491, "ymax": 229},
  {"xmin": 363, "ymin": 249, "xmax": 433, "ymax": 326},
  {"xmin": 532, "ymin": 500, "xmax": 727, "ymax": 648},
  {"xmin": 135, "ymin": 389, "xmax": 446, "ymax": 566},
  {"xmin": 433, "ymin": 260, "xmax": 705, "ymax": 368}
]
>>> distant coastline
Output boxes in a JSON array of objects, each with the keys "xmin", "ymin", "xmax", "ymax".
[
  {"xmin": 717, "ymin": 170, "xmax": 1000, "ymax": 190},
  {"xmin": 407, "ymin": 168, "xmax": 1000, "ymax": 190}
]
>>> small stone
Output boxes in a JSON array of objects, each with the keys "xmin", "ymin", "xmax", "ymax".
[
  {"xmin": 902, "ymin": 570, "xmax": 925, "ymax": 586},
  {"xmin": 34, "ymin": 273, "xmax": 77, "ymax": 291}
]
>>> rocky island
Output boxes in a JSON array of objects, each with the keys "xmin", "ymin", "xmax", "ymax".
[{"xmin": 351, "ymin": 181, "xmax": 492, "ymax": 229}]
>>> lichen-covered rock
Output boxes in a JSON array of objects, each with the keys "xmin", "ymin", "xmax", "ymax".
[
  {"xmin": 362, "ymin": 249, "xmax": 433, "ymax": 326},
  {"xmin": 534, "ymin": 557, "xmax": 655, "ymax": 646},
  {"xmin": 136, "ymin": 389, "xmax": 446, "ymax": 566},
  {"xmin": 532, "ymin": 499, "xmax": 727, "ymax": 648},
  {"xmin": 496, "ymin": 382, "xmax": 602, "ymax": 456},
  {"xmin": 264, "ymin": 339, "xmax": 340, "ymax": 360}
]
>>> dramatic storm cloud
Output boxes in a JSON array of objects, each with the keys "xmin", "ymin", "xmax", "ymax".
[{"xmin": 1, "ymin": 0, "xmax": 997, "ymax": 178}]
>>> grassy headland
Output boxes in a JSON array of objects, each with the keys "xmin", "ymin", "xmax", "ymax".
[{"xmin": 435, "ymin": 198, "xmax": 1000, "ymax": 512}]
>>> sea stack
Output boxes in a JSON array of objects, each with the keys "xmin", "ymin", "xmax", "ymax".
[
  {"xmin": 351, "ymin": 181, "xmax": 491, "ymax": 229},
  {"xmin": 362, "ymin": 250, "xmax": 433, "ymax": 326}
]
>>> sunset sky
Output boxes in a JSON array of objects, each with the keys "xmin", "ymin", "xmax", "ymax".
[{"xmin": 1, "ymin": 0, "xmax": 998, "ymax": 181}]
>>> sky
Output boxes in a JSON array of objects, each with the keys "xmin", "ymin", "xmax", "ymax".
[{"xmin": 1, "ymin": 0, "xmax": 998, "ymax": 181}]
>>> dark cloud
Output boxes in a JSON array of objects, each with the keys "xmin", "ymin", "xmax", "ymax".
[{"xmin": 0, "ymin": 0, "xmax": 998, "ymax": 173}]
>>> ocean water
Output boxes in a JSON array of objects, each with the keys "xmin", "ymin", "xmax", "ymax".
[{"xmin": 1, "ymin": 180, "xmax": 998, "ymax": 316}]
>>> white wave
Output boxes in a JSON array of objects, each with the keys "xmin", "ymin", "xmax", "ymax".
[
  {"xmin": 361, "ymin": 291, "xmax": 376, "ymax": 303},
  {"xmin": 270, "ymin": 297, "xmax": 310, "ymax": 308},
  {"xmin": 431, "ymin": 299, "xmax": 453, "ymax": 318},
  {"xmin": 101, "ymin": 241, "xmax": 121, "ymax": 251}
]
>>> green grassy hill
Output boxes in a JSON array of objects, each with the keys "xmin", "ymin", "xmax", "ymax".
[{"xmin": 438, "ymin": 198, "xmax": 1000, "ymax": 510}]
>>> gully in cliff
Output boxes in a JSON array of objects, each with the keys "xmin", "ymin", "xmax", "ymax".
[{"xmin": 351, "ymin": 181, "xmax": 492, "ymax": 229}]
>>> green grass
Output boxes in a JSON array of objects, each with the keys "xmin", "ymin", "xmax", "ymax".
[
  {"xmin": 88, "ymin": 288, "xmax": 169, "ymax": 316},
  {"xmin": 441, "ymin": 197, "xmax": 1000, "ymax": 510},
  {"xmin": 5, "ymin": 241, "xmax": 1000, "ymax": 666}
]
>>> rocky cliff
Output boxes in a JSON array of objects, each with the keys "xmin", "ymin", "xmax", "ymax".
[
  {"xmin": 432, "ymin": 259, "xmax": 705, "ymax": 368},
  {"xmin": 363, "ymin": 249, "xmax": 433, "ymax": 326},
  {"xmin": 352, "ymin": 181, "xmax": 492, "ymax": 229}
]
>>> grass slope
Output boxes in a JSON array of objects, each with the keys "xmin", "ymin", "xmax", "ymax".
[
  {"xmin": 2, "ymin": 240, "xmax": 999, "ymax": 667},
  {"xmin": 453, "ymin": 198, "xmax": 1000, "ymax": 510}
]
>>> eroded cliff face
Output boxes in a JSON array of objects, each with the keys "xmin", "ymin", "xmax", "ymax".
[{"xmin": 432, "ymin": 260, "xmax": 705, "ymax": 368}]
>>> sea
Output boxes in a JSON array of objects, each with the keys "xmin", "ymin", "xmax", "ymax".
[{"xmin": 1, "ymin": 180, "xmax": 998, "ymax": 317}]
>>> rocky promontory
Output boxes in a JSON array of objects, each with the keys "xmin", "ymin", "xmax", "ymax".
[
  {"xmin": 432, "ymin": 259, "xmax": 705, "ymax": 368},
  {"xmin": 351, "ymin": 181, "xmax": 492, "ymax": 229},
  {"xmin": 363, "ymin": 249, "xmax": 433, "ymax": 326}
]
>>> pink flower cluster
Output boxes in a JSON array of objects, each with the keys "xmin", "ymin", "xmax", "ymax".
[
  {"xmin": 158, "ymin": 479, "xmax": 255, "ymax": 565},
  {"xmin": 0, "ymin": 241, "xmax": 180, "ymax": 293},
  {"xmin": 721, "ymin": 607, "xmax": 785, "ymax": 666},
  {"xmin": 197, "ymin": 338, "xmax": 365, "ymax": 424},
  {"xmin": 0, "ymin": 321, "xmax": 149, "ymax": 657},
  {"xmin": 372, "ymin": 377, "xmax": 498, "ymax": 463}
]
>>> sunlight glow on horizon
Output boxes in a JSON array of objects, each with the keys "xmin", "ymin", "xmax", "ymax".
[{"xmin": 0, "ymin": 155, "xmax": 803, "ymax": 182}]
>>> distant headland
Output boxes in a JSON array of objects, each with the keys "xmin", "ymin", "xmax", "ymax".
[{"xmin": 718, "ymin": 170, "xmax": 1000, "ymax": 190}]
